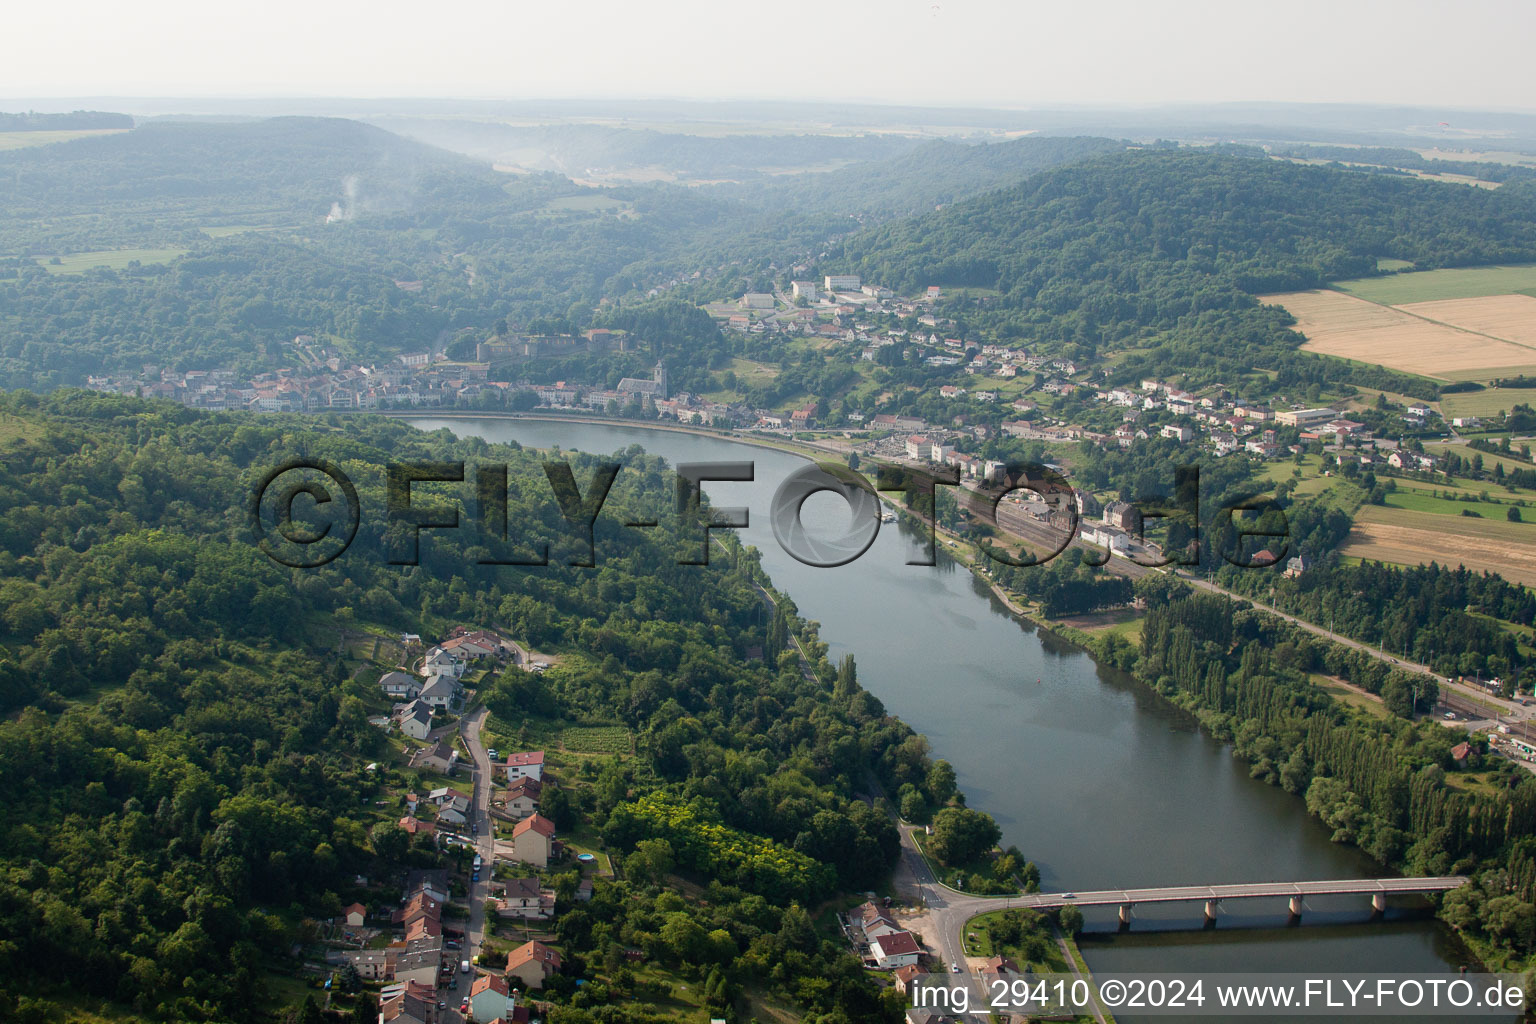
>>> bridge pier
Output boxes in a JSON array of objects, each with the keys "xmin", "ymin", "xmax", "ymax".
[
  {"xmin": 1289, "ymin": 896, "xmax": 1303, "ymax": 921},
  {"xmin": 1372, "ymin": 892, "xmax": 1387, "ymax": 914},
  {"xmin": 1119, "ymin": 904, "xmax": 1132, "ymax": 929},
  {"xmin": 1204, "ymin": 900, "xmax": 1219, "ymax": 926}
]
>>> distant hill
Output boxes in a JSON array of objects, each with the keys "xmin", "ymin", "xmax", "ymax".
[
  {"xmin": 714, "ymin": 134, "xmax": 1126, "ymax": 220},
  {"xmin": 0, "ymin": 116, "xmax": 501, "ymax": 250},
  {"xmin": 369, "ymin": 117, "xmax": 920, "ymax": 181},
  {"xmin": 0, "ymin": 109, "xmax": 133, "ymax": 132},
  {"xmin": 833, "ymin": 148, "xmax": 1536, "ymax": 300}
]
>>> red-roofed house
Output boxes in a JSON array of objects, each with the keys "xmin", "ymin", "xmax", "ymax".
[
  {"xmin": 505, "ymin": 940, "xmax": 562, "ymax": 989},
  {"xmin": 342, "ymin": 902, "xmax": 367, "ymax": 927},
  {"xmin": 504, "ymin": 751, "xmax": 545, "ymax": 783},
  {"xmin": 511, "ymin": 814, "xmax": 556, "ymax": 867},
  {"xmin": 470, "ymin": 973, "xmax": 516, "ymax": 1020},
  {"xmin": 503, "ymin": 777, "xmax": 542, "ymax": 820},
  {"xmin": 871, "ymin": 930, "xmax": 921, "ymax": 969}
]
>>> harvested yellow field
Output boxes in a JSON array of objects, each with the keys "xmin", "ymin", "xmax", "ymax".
[
  {"xmin": 1397, "ymin": 294, "xmax": 1536, "ymax": 348},
  {"xmin": 1341, "ymin": 506, "xmax": 1536, "ymax": 586},
  {"xmin": 1263, "ymin": 289, "xmax": 1536, "ymax": 378}
]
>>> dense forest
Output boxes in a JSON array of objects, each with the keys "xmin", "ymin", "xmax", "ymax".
[{"xmin": 0, "ymin": 390, "xmax": 967, "ymax": 1023}]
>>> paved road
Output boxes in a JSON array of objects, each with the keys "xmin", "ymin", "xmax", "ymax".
[
  {"xmin": 449, "ymin": 705, "xmax": 496, "ymax": 1021},
  {"xmin": 894, "ymin": 825, "xmax": 1109, "ymax": 1023}
]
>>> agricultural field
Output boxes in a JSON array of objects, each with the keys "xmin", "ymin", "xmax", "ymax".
[
  {"xmin": 1439, "ymin": 388, "xmax": 1536, "ymax": 419},
  {"xmin": 36, "ymin": 248, "xmax": 187, "ymax": 273},
  {"xmin": 1334, "ymin": 264, "xmax": 1536, "ymax": 305},
  {"xmin": 199, "ymin": 224, "xmax": 271, "ymax": 237},
  {"xmin": 1264, "ymin": 288, "xmax": 1536, "ymax": 378},
  {"xmin": 560, "ymin": 725, "xmax": 632, "ymax": 754},
  {"xmin": 0, "ymin": 128, "xmax": 128, "ymax": 151},
  {"xmin": 1400, "ymin": 294, "xmax": 1536, "ymax": 348},
  {"xmin": 1341, "ymin": 505, "xmax": 1536, "ymax": 586},
  {"xmin": 1266, "ymin": 265, "xmax": 1536, "ymax": 381}
]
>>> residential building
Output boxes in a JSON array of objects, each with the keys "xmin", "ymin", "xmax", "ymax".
[
  {"xmin": 497, "ymin": 877, "xmax": 555, "ymax": 920},
  {"xmin": 396, "ymin": 699, "xmax": 434, "ymax": 740},
  {"xmin": 419, "ymin": 674, "xmax": 460, "ymax": 710},
  {"xmin": 505, "ymin": 940, "xmax": 563, "ymax": 990},
  {"xmin": 504, "ymin": 750, "xmax": 545, "ymax": 782},
  {"xmin": 470, "ymin": 974, "xmax": 516, "ymax": 1021},
  {"xmin": 982, "ymin": 955, "xmax": 1021, "ymax": 975},
  {"xmin": 423, "ymin": 647, "xmax": 465, "ymax": 678},
  {"xmin": 511, "ymin": 814, "xmax": 556, "ymax": 867},
  {"xmin": 398, "ymin": 816, "xmax": 436, "ymax": 838},
  {"xmin": 870, "ymin": 930, "xmax": 922, "ymax": 969},
  {"xmin": 503, "ymin": 777, "xmax": 542, "ymax": 819},
  {"xmin": 379, "ymin": 980, "xmax": 435, "ymax": 1024},
  {"xmin": 855, "ymin": 900, "xmax": 901, "ymax": 941},
  {"xmin": 438, "ymin": 795, "xmax": 472, "ymax": 825},
  {"xmin": 791, "ymin": 281, "xmax": 818, "ymax": 302},
  {"xmin": 342, "ymin": 903, "xmax": 367, "ymax": 927},
  {"xmin": 380, "ymin": 671, "xmax": 422, "ymax": 700},
  {"xmin": 413, "ymin": 739, "xmax": 459, "ymax": 776},
  {"xmin": 1103, "ymin": 501, "xmax": 1139, "ymax": 531},
  {"xmin": 823, "ymin": 274, "xmax": 861, "ymax": 292}
]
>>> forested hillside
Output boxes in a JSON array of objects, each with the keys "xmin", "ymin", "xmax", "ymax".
[
  {"xmin": 826, "ymin": 148, "xmax": 1536, "ymax": 395},
  {"xmin": 0, "ymin": 391, "xmax": 945, "ymax": 1023}
]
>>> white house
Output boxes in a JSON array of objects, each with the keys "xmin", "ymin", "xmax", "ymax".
[
  {"xmin": 380, "ymin": 671, "xmax": 421, "ymax": 700},
  {"xmin": 438, "ymin": 795, "xmax": 471, "ymax": 825},
  {"xmin": 396, "ymin": 700, "xmax": 434, "ymax": 740},
  {"xmin": 855, "ymin": 901, "xmax": 901, "ymax": 942},
  {"xmin": 871, "ymin": 931, "xmax": 921, "ymax": 969},
  {"xmin": 505, "ymin": 751, "xmax": 546, "ymax": 782},
  {"xmin": 419, "ymin": 674, "xmax": 460, "ymax": 710},
  {"xmin": 422, "ymin": 647, "xmax": 465, "ymax": 678}
]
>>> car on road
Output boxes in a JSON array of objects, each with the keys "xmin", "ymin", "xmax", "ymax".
[
  {"xmin": 460, "ymin": 1000, "xmax": 469, "ymax": 1014},
  {"xmin": 487, "ymin": 748, "xmax": 499, "ymax": 760},
  {"xmin": 950, "ymin": 963, "xmax": 961, "ymax": 972},
  {"xmin": 1062, "ymin": 892, "xmax": 1075, "ymax": 899},
  {"xmin": 437, "ymin": 1001, "xmax": 445, "ymax": 1010}
]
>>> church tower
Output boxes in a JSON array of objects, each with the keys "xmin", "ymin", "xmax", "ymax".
[{"xmin": 653, "ymin": 360, "xmax": 669, "ymax": 399}]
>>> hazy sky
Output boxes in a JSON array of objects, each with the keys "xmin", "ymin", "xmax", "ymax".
[{"xmin": 6, "ymin": 0, "xmax": 1534, "ymax": 110}]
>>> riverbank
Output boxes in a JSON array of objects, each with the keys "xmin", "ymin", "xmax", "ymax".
[{"xmin": 404, "ymin": 412, "xmax": 1489, "ymax": 989}]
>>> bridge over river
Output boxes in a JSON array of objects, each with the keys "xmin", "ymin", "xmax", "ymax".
[{"xmin": 970, "ymin": 876, "xmax": 1470, "ymax": 925}]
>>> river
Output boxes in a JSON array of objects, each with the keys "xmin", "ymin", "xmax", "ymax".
[{"xmin": 408, "ymin": 415, "xmax": 1491, "ymax": 1021}]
